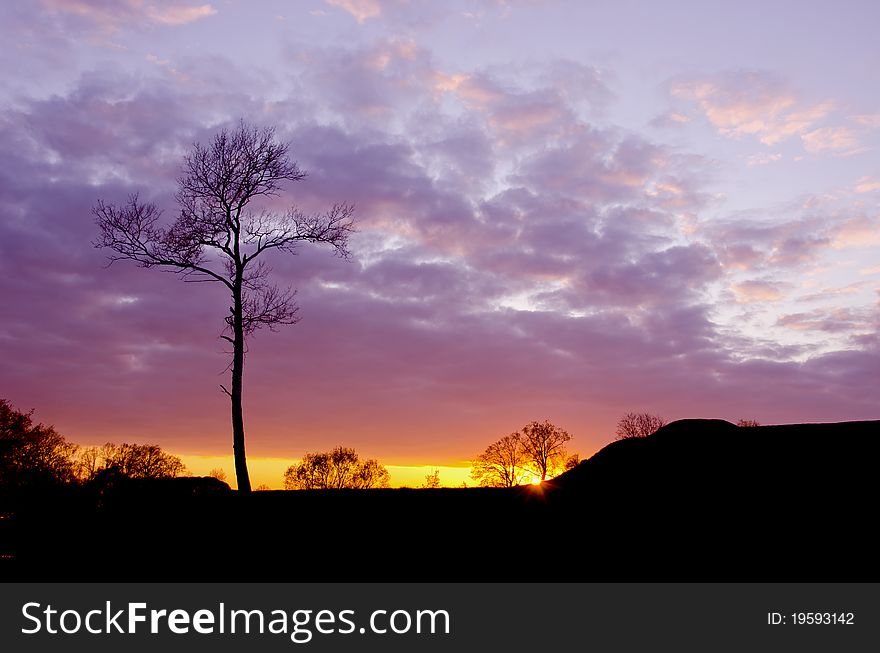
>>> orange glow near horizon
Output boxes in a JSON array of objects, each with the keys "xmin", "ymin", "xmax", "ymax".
[
  {"xmin": 178, "ymin": 454, "xmax": 477, "ymax": 490},
  {"xmin": 178, "ymin": 454, "xmax": 571, "ymax": 490}
]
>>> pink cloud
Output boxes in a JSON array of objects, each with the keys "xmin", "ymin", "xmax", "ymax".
[
  {"xmin": 650, "ymin": 111, "xmax": 692, "ymax": 128},
  {"xmin": 669, "ymin": 70, "xmax": 833, "ymax": 146},
  {"xmin": 323, "ymin": 0, "xmax": 536, "ymax": 27},
  {"xmin": 324, "ymin": 0, "xmax": 386, "ymax": 23},
  {"xmin": 435, "ymin": 65, "xmax": 609, "ymax": 146},
  {"xmin": 854, "ymin": 176, "xmax": 880, "ymax": 193},
  {"xmin": 703, "ymin": 213, "xmax": 833, "ymax": 272},
  {"xmin": 831, "ymin": 215, "xmax": 880, "ymax": 248},
  {"xmin": 801, "ymin": 126, "xmax": 863, "ymax": 155},
  {"xmin": 146, "ymin": 3, "xmax": 215, "ymax": 25},
  {"xmin": 778, "ymin": 306, "xmax": 877, "ymax": 334},
  {"xmin": 41, "ymin": 0, "xmax": 217, "ymax": 31},
  {"xmin": 511, "ymin": 131, "xmax": 661, "ymax": 201},
  {"xmin": 746, "ymin": 152, "xmax": 782, "ymax": 166},
  {"xmin": 730, "ymin": 279, "xmax": 787, "ymax": 303}
]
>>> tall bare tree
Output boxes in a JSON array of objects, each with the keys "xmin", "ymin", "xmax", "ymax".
[
  {"xmin": 519, "ymin": 420, "xmax": 572, "ymax": 481},
  {"xmin": 615, "ymin": 412, "xmax": 666, "ymax": 440},
  {"xmin": 94, "ymin": 121, "xmax": 354, "ymax": 492}
]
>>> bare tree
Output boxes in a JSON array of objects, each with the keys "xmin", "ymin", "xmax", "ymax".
[
  {"xmin": 351, "ymin": 458, "xmax": 391, "ymax": 489},
  {"xmin": 91, "ymin": 442, "xmax": 186, "ymax": 479},
  {"xmin": 208, "ymin": 468, "xmax": 227, "ymax": 482},
  {"xmin": 421, "ymin": 469, "xmax": 441, "ymax": 489},
  {"xmin": 73, "ymin": 446, "xmax": 101, "ymax": 482},
  {"xmin": 470, "ymin": 433, "xmax": 527, "ymax": 488},
  {"xmin": 519, "ymin": 420, "xmax": 572, "ymax": 481},
  {"xmin": 283, "ymin": 447, "xmax": 390, "ymax": 490},
  {"xmin": 615, "ymin": 412, "xmax": 667, "ymax": 440},
  {"xmin": 93, "ymin": 121, "xmax": 354, "ymax": 492},
  {"xmin": 564, "ymin": 453, "xmax": 580, "ymax": 471}
]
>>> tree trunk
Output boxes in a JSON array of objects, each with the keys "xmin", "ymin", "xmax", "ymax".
[{"xmin": 231, "ymin": 282, "xmax": 252, "ymax": 493}]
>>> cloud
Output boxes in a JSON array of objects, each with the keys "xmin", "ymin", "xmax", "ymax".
[
  {"xmin": 2, "ymin": 31, "xmax": 879, "ymax": 465},
  {"xmin": 510, "ymin": 130, "xmax": 664, "ymax": 201},
  {"xmin": 323, "ymin": 0, "xmax": 540, "ymax": 27},
  {"xmin": 325, "ymin": 0, "xmax": 383, "ymax": 23},
  {"xmin": 850, "ymin": 114, "xmax": 880, "ymax": 128},
  {"xmin": 801, "ymin": 126, "xmax": 863, "ymax": 155},
  {"xmin": 831, "ymin": 216, "xmax": 880, "ymax": 248},
  {"xmin": 649, "ymin": 111, "xmax": 691, "ymax": 128},
  {"xmin": 669, "ymin": 70, "xmax": 833, "ymax": 146},
  {"xmin": 436, "ymin": 63, "xmax": 609, "ymax": 146},
  {"xmin": 730, "ymin": 280, "xmax": 787, "ymax": 303},
  {"xmin": 40, "ymin": 0, "xmax": 217, "ymax": 31},
  {"xmin": 854, "ymin": 176, "xmax": 880, "ymax": 193},
  {"xmin": 746, "ymin": 152, "xmax": 782, "ymax": 167},
  {"xmin": 778, "ymin": 307, "xmax": 876, "ymax": 334},
  {"xmin": 797, "ymin": 281, "xmax": 869, "ymax": 302},
  {"xmin": 146, "ymin": 3, "xmax": 215, "ymax": 25},
  {"xmin": 288, "ymin": 39, "xmax": 438, "ymax": 128},
  {"xmin": 0, "ymin": 45, "xmax": 734, "ymax": 454},
  {"xmin": 703, "ymin": 212, "xmax": 832, "ymax": 273}
]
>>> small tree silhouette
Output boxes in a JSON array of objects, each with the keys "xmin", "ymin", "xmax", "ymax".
[
  {"xmin": 208, "ymin": 468, "xmax": 227, "ymax": 482},
  {"xmin": 615, "ymin": 412, "xmax": 666, "ymax": 440},
  {"xmin": 93, "ymin": 121, "xmax": 354, "ymax": 492},
  {"xmin": 75, "ymin": 442, "xmax": 186, "ymax": 480},
  {"xmin": 422, "ymin": 469, "xmax": 441, "ymax": 488},
  {"xmin": 283, "ymin": 447, "xmax": 390, "ymax": 489},
  {"xmin": 470, "ymin": 433, "xmax": 526, "ymax": 487},
  {"xmin": 519, "ymin": 420, "xmax": 572, "ymax": 481}
]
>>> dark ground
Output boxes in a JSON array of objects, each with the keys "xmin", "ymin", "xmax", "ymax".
[{"xmin": 3, "ymin": 419, "xmax": 878, "ymax": 582}]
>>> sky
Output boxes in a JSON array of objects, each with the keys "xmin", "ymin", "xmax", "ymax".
[{"xmin": 1, "ymin": 0, "xmax": 878, "ymax": 488}]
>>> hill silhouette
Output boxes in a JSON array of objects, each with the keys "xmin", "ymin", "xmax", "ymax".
[
  {"xmin": 550, "ymin": 417, "xmax": 879, "ymax": 493},
  {"xmin": 4, "ymin": 419, "xmax": 878, "ymax": 581},
  {"xmin": 544, "ymin": 418, "xmax": 880, "ymax": 579}
]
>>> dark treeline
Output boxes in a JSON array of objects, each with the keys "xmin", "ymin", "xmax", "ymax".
[
  {"xmin": 0, "ymin": 399, "xmax": 188, "ymax": 492},
  {"xmin": 3, "ymin": 399, "xmax": 878, "ymax": 583}
]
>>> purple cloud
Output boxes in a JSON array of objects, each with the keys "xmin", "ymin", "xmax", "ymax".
[{"xmin": 1, "ymin": 10, "xmax": 878, "ymax": 477}]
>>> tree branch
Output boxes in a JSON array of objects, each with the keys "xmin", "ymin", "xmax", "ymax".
[{"xmin": 93, "ymin": 195, "xmax": 234, "ymax": 291}]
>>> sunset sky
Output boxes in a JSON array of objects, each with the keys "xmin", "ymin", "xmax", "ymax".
[{"xmin": 1, "ymin": 1, "xmax": 878, "ymax": 488}]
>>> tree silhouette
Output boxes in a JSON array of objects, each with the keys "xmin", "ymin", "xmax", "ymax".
[
  {"xmin": 0, "ymin": 399, "xmax": 78, "ymax": 489},
  {"xmin": 519, "ymin": 420, "xmax": 572, "ymax": 481},
  {"xmin": 471, "ymin": 422, "xmax": 574, "ymax": 486},
  {"xmin": 283, "ymin": 447, "xmax": 390, "ymax": 489},
  {"xmin": 422, "ymin": 468, "xmax": 441, "ymax": 488},
  {"xmin": 208, "ymin": 468, "xmax": 227, "ymax": 482},
  {"xmin": 615, "ymin": 412, "xmax": 666, "ymax": 440},
  {"xmin": 93, "ymin": 121, "xmax": 354, "ymax": 492},
  {"xmin": 736, "ymin": 419, "xmax": 761, "ymax": 427},
  {"xmin": 470, "ymin": 433, "xmax": 526, "ymax": 487},
  {"xmin": 352, "ymin": 458, "xmax": 391, "ymax": 489},
  {"xmin": 75, "ymin": 442, "xmax": 186, "ymax": 480}
]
